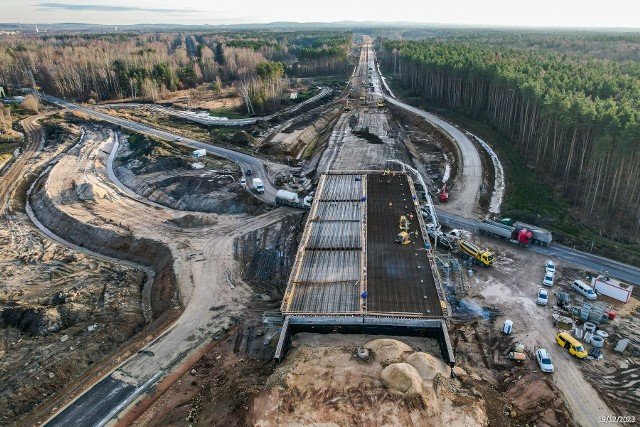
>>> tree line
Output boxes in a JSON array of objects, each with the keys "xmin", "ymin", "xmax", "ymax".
[
  {"xmin": 0, "ymin": 31, "xmax": 351, "ymax": 112},
  {"xmin": 379, "ymin": 39, "xmax": 640, "ymax": 237}
]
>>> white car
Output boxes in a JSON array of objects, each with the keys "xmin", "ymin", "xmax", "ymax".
[
  {"xmin": 545, "ymin": 260, "xmax": 556, "ymax": 274},
  {"xmin": 543, "ymin": 271, "xmax": 555, "ymax": 287},
  {"xmin": 537, "ymin": 288, "xmax": 549, "ymax": 305},
  {"xmin": 535, "ymin": 348, "xmax": 554, "ymax": 373},
  {"xmin": 239, "ymin": 178, "xmax": 247, "ymax": 187}
]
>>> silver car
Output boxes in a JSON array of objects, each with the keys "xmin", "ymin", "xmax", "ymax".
[
  {"xmin": 537, "ymin": 288, "xmax": 549, "ymax": 305},
  {"xmin": 543, "ymin": 271, "xmax": 555, "ymax": 287},
  {"xmin": 545, "ymin": 260, "xmax": 556, "ymax": 274},
  {"xmin": 536, "ymin": 348, "xmax": 554, "ymax": 373}
]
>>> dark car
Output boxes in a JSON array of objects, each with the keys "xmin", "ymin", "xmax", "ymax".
[{"xmin": 246, "ymin": 168, "xmax": 253, "ymax": 175}]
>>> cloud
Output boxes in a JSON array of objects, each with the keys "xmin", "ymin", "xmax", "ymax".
[{"xmin": 37, "ymin": 3, "xmax": 200, "ymax": 14}]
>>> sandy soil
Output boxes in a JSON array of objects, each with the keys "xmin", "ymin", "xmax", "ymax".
[
  {"xmin": 113, "ymin": 131, "xmax": 265, "ymax": 214},
  {"xmin": 449, "ymin": 233, "xmax": 634, "ymax": 426},
  {"xmin": 0, "ymin": 117, "xmax": 152, "ymax": 424}
]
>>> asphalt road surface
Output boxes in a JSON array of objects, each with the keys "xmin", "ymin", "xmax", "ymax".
[
  {"xmin": 437, "ymin": 210, "xmax": 640, "ymax": 286},
  {"xmin": 47, "ymin": 376, "xmax": 135, "ymax": 427},
  {"xmin": 38, "ymin": 93, "xmax": 280, "ymax": 202}
]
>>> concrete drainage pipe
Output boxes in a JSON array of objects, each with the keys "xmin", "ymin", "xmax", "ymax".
[
  {"xmin": 583, "ymin": 322, "xmax": 597, "ymax": 334},
  {"xmin": 591, "ymin": 335, "xmax": 605, "ymax": 348},
  {"xmin": 596, "ymin": 330, "xmax": 609, "ymax": 338}
]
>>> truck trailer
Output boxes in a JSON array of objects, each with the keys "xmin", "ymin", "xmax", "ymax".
[
  {"xmin": 478, "ymin": 220, "xmax": 533, "ymax": 246},
  {"xmin": 592, "ymin": 275, "xmax": 633, "ymax": 303},
  {"xmin": 513, "ymin": 221, "xmax": 552, "ymax": 246},
  {"xmin": 275, "ymin": 190, "xmax": 312, "ymax": 209}
]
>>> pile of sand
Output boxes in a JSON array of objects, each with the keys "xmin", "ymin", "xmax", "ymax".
[
  {"xmin": 405, "ymin": 352, "xmax": 449, "ymax": 380},
  {"xmin": 364, "ymin": 338, "xmax": 412, "ymax": 364},
  {"xmin": 381, "ymin": 363, "xmax": 424, "ymax": 396}
]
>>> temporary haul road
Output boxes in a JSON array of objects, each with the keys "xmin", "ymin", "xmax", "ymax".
[
  {"xmin": 96, "ymin": 86, "xmax": 332, "ymax": 127},
  {"xmin": 359, "ymin": 40, "xmax": 483, "ymax": 217},
  {"xmin": 7, "ymin": 40, "xmax": 632, "ymax": 427},
  {"xmin": 39, "ymin": 93, "xmax": 281, "ymax": 202}
]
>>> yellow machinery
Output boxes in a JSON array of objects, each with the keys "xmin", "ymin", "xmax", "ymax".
[
  {"xmin": 399, "ymin": 215, "xmax": 410, "ymax": 231},
  {"xmin": 377, "ymin": 98, "xmax": 384, "ymax": 108},
  {"xmin": 360, "ymin": 88, "xmax": 366, "ymax": 101},
  {"xmin": 458, "ymin": 239, "xmax": 493, "ymax": 266},
  {"xmin": 396, "ymin": 231, "xmax": 411, "ymax": 245}
]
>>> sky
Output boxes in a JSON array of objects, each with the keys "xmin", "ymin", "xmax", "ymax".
[{"xmin": 2, "ymin": 0, "xmax": 640, "ymax": 28}]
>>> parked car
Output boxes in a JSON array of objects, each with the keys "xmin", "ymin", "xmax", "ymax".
[
  {"xmin": 537, "ymin": 288, "xmax": 549, "ymax": 305},
  {"xmin": 545, "ymin": 260, "xmax": 556, "ymax": 274},
  {"xmin": 535, "ymin": 348, "xmax": 554, "ymax": 373},
  {"xmin": 245, "ymin": 168, "xmax": 253, "ymax": 175},
  {"xmin": 543, "ymin": 271, "xmax": 555, "ymax": 287}
]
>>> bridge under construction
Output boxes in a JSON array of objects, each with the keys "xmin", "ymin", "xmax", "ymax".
[{"xmin": 276, "ymin": 170, "xmax": 454, "ymax": 366}]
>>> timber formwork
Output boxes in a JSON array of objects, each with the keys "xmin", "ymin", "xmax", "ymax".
[
  {"xmin": 281, "ymin": 171, "xmax": 446, "ymax": 318},
  {"xmin": 278, "ymin": 171, "xmax": 452, "ymax": 365}
]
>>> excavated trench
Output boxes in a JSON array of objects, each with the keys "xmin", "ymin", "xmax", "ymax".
[{"xmin": 29, "ymin": 177, "xmax": 177, "ymax": 319}]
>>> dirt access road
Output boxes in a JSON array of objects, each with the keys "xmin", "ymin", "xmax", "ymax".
[
  {"xmin": 38, "ymin": 93, "xmax": 283, "ymax": 203},
  {"xmin": 359, "ymin": 38, "xmax": 483, "ymax": 218},
  {"xmin": 29, "ymin": 127, "xmax": 296, "ymax": 426},
  {"xmin": 0, "ymin": 112, "xmax": 59, "ymax": 205},
  {"xmin": 475, "ymin": 239, "xmax": 614, "ymax": 427},
  {"xmin": 344, "ymin": 40, "xmax": 615, "ymax": 426}
]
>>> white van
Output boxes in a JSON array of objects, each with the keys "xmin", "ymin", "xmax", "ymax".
[{"xmin": 572, "ymin": 279, "xmax": 597, "ymax": 300}]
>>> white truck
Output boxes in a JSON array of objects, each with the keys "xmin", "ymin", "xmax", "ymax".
[
  {"xmin": 592, "ymin": 275, "xmax": 633, "ymax": 303},
  {"xmin": 192, "ymin": 148, "xmax": 206, "ymax": 158},
  {"xmin": 252, "ymin": 178, "xmax": 265, "ymax": 194},
  {"xmin": 275, "ymin": 190, "xmax": 312, "ymax": 209}
]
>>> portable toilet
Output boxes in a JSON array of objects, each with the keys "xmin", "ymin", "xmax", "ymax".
[{"xmin": 502, "ymin": 319, "xmax": 513, "ymax": 335}]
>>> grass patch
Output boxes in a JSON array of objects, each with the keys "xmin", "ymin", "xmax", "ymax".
[{"xmin": 208, "ymin": 107, "xmax": 250, "ymax": 120}]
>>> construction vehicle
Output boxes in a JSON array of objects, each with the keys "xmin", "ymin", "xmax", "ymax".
[
  {"xmin": 498, "ymin": 219, "xmax": 552, "ymax": 246},
  {"xmin": 478, "ymin": 219, "xmax": 533, "ymax": 246},
  {"xmin": 438, "ymin": 182, "xmax": 449, "ymax": 202},
  {"xmin": 508, "ymin": 343, "xmax": 527, "ymax": 363},
  {"xmin": 399, "ymin": 215, "xmax": 410, "ymax": 231},
  {"xmin": 513, "ymin": 221, "xmax": 552, "ymax": 245},
  {"xmin": 396, "ymin": 231, "xmax": 411, "ymax": 245},
  {"xmin": 458, "ymin": 239, "xmax": 493, "ymax": 266},
  {"xmin": 377, "ymin": 98, "xmax": 384, "ymax": 108},
  {"xmin": 252, "ymin": 177, "xmax": 265, "ymax": 194},
  {"xmin": 275, "ymin": 190, "xmax": 312, "ymax": 209},
  {"xmin": 360, "ymin": 89, "xmax": 366, "ymax": 102}
]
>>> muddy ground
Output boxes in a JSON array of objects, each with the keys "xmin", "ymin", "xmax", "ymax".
[
  {"xmin": 0, "ymin": 120, "xmax": 152, "ymax": 424},
  {"xmin": 114, "ymin": 132, "xmax": 266, "ymax": 215},
  {"xmin": 443, "ymin": 232, "xmax": 639, "ymax": 426},
  {"xmin": 127, "ymin": 228, "xmax": 640, "ymax": 427},
  {"xmin": 127, "ymin": 212, "xmax": 305, "ymax": 427}
]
